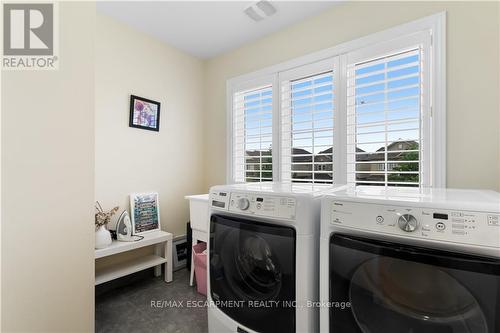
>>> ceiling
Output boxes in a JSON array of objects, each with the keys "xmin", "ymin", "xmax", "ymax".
[{"xmin": 96, "ymin": 1, "xmax": 339, "ymax": 59}]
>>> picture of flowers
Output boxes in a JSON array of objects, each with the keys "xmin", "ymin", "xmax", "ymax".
[{"xmin": 129, "ymin": 95, "xmax": 161, "ymax": 131}]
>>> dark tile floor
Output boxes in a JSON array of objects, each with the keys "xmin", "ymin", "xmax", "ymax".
[{"xmin": 96, "ymin": 268, "xmax": 208, "ymax": 333}]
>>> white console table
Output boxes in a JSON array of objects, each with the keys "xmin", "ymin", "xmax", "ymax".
[
  {"xmin": 185, "ymin": 194, "xmax": 209, "ymax": 286},
  {"xmin": 95, "ymin": 230, "xmax": 173, "ymax": 285}
]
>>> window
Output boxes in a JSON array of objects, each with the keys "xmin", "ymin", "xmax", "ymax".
[
  {"xmin": 346, "ymin": 46, "xmax": 426, "ymax": 187},
  {"xmin": 232, "ymin": 85, "xmax": 273, "ymax": 182},
  {"xmin": 280, "ymin": 60, "xmax": 336, "ymax": 184},
  {"xmin": 228, "ymin": 13, "xmax": 445, "ymax": 188}
]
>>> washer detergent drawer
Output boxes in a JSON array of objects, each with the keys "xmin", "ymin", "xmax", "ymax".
[
  {"xmin": 329, "ymin": 234, "xmax": 500, "ymax": 333},
  {"xmin": 210, "ymin": 214, "xmax": 296, "ymax": 333}
]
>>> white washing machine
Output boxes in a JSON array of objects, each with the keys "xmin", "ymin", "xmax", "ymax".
[
  {"xmin": 319, "ymin": 186, "xmax": 500, "ymax": 333},
  {"xmin": 207, "ymin": 182, "xmax": 346, "ymax": 333}
]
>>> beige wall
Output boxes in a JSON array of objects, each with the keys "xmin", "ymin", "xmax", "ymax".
[
  {"xmin": 1, "ymin": 3, "xmax": 95, "ymax": 332},
  {"xmin": 204, "ymin": 1, "xmax": 500, "ymax": 191},
  {"xmin": 95, "ymin": 14, "xmax": 206, "ymax": 237}
]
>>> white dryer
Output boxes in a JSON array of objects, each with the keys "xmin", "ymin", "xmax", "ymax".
[
  {"xmin": 319, "ymin": 186, "xmax": 500, "ymax": 333},
  {"xmin": 207, "ymin": 182, "xmax": 346, "ymax": 333}
]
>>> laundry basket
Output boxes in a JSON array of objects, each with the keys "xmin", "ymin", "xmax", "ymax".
[{"xmin": 192, "ymin": 242, "xmax": 207, "ymax": 296}]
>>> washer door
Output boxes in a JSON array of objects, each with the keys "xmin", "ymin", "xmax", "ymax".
[
  {"xmin": 210, "ymin": 214, "xmax": 296, "ymax": 333},
  {"xmin": 350, "ymin": 257, "xmax": 488, "ymax": 333}
]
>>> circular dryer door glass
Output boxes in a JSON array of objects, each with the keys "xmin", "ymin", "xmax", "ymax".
[{"xmin": 349, "ymin": 257, "xmax": 488, "ymax": 333}]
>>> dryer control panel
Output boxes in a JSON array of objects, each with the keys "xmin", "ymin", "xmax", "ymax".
[
  {"xmin": 215, "ymin": 192, "xmax": 297, "ymax": 220},
  {"xmin": 330, "ymin": 201, "xmax": 500, "ymax": 249}
]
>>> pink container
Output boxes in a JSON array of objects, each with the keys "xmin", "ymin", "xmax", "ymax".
[{"xmin": 193, "ymin": 242, "xmax": 207, "ymax": 296}]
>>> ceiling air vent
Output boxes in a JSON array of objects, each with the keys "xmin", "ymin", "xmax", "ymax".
[{"xmin": 244, "ymin": 1, "xmax": 277, "ymax": 22}]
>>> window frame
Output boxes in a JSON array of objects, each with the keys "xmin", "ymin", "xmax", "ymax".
[
  {"xmin": 278, "ymin": 58, "xmax": 339, "ymax": 184},
  {"xmin": 227, "ymin": 74, "xmax": 277, "ymax": 183},
  {"xmin": 226, "ymin": 12, "xmax": 446, "ymax": 187},
  {"xmin": 345, "ymin": 32, "xmax": 431, "ymax": 187}
]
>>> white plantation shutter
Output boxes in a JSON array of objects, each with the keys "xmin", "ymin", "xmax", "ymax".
[
  {"xmin": 346, "ymin": 32, "xmax": 431, "ymax": 187},
  {"xmin": 232, "ymin": 85, "xmax": 273, "ymax": 182},
  {"xmin": 228, "ymin": 23, "xmax": 442, "ymax": 186},
  {"xmin": 280, "ymin": 59, "xmax": 337, "ymax": 184}
]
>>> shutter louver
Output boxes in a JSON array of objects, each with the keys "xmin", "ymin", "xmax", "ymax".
[
  {"xmin": 347, "ymin": 48, "xmax": 423, "ymax": 187},
  {"xmin": 281, "ymin": 71, "xmax": 335, "ymax": 184},
  {"xmin": 233, "ymin": 85, "xmax": 273, "ymax": 183}
]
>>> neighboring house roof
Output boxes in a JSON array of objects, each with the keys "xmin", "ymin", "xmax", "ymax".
[
  {"xmin": 316, "ymin": 147, "xmax": 333, "ymax": 163},
  {"xmin": 245, "ymin": 150, "xmax": 260, "ymax": 156},
  {"xmin": 377, "ymin": 140, "xmax": 417, "ymax": 152},
  {"xmin": 378, "ymin": 140, "xmax": 418, "ymax": 161},
  {"xmin": 356, "ymin": 140, "xmax": 419, "ymax": 162},
  {"xmin": 319, "ymin": 147, "xmax": 332, "ymax": 155},
  {"xmin": 356, "ymin": 147, "xmax": 371, "ymax": 162},
  {"xmin": 244, "ymin": 140, "xmax": 418, "ymax": 164},
  {"xmin": 245, "ymin": 149, "xmax": 271, "ymax": 164},
  {"xmin": 291, "ymin": 148, "xmax": 313, "ymax": 163}
]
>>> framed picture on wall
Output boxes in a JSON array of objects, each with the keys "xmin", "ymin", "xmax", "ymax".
[
  {"xmin": 129, "ymin": 95, "xmax": 161, "ymax": 131},
  {"xmin": 130, "ymin": 192, "xmax": 161, "ymax": 234}
]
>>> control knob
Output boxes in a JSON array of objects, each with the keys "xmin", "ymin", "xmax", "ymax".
[
  {"xmin": 238, "ymin": 198, "xmax": 250, "ymax": 210},
  {"xmin": 398, "ymin": 214, "xmax": 418, "ymax": 232}
]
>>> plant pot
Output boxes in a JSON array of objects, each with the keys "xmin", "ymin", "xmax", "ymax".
[{"xmin": 95, "ymin": 225, "xmax": 112, "ymax": 249}]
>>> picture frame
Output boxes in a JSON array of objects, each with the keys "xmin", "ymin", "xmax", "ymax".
[
  {"xmin": 172, "ymin": 235, "xmax": 187, "ymax": 271},
  {"xmin": 129, "ymin": 192, "xmax": 161, "ymax": 235},
  {"xmin": 129, "ymin": 95, "xmax": 161, "ymax": 131}
]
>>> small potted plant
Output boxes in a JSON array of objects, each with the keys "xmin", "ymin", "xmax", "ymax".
[{"xmin": 95, "ymin": 201, "xmax": 119, "ymax": 249}]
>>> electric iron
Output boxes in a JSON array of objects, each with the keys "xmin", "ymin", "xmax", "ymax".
[{"xmin": 116, "ymin": 211, "xmax": 143, "ymax": 241}]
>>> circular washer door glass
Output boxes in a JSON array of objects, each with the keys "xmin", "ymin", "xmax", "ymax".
[
  {"xmin": 219, "ymin": 231, "xmax": 282, "ymax": 302},
  {"xmin": 349, "ymin": 257, "xmax": 488, "ymax": 333},
  {"xmin": 234, "ymin": 234, "xmax": 282, "ymax": 300}
]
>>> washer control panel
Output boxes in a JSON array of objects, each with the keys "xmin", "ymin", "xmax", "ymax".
[
  {"xmin": 331, "ymin": 201, "xmax": 500, "ymax": 248},
  {"xmin": 209, "ymin": 191, "xmax": 231, "ymax": 210},
  {"xmin": 225, "ymin": 192, "xmax": 297, "ymax": 220}
]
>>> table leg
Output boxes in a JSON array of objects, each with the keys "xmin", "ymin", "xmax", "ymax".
[
  {"xmin": 154, "ymin": 243, "xmax": 162, "ymax": 277},
  {"xmin": 189, "ymin": 238, "xmax": 197, "ymax": 286},
  {"xmin": 165, "ymin": 238, "xmax": 173, "ymax": 283}
]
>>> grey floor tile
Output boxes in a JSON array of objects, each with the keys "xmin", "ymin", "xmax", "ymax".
[{"xmin": 96, "ymin": 268, "xmax": 208, "ymax": 333}]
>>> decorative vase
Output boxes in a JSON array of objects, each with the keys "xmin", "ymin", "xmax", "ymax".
[{"xmin": 95, "ymin": 225, "xmax": 112, "ymax": 249}]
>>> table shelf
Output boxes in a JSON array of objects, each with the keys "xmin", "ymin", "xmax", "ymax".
[
  {"xmin": 96, "ymin": 254, "xmax": 168, "ymax": 285},
  {"xmin": 95, "ymin": 231, "xmax": 172, "ymax": 259},
  {"xmin": 95, "ymin": 230, "xmax": 173, "ymax": 285}
]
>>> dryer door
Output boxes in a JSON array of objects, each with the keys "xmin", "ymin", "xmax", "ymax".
[
  {"xmin": 210, "ymin": 214, "xmax": 296, "ymax": 333},
  {"xmin": 329, "ymin": 234, "xmax": 500, "ymax": 333}
]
